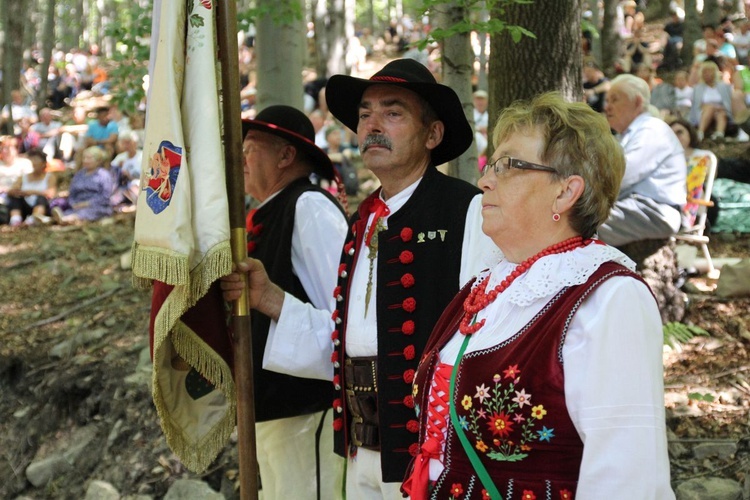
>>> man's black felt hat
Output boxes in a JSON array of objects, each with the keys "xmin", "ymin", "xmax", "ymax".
[{"xmin": 325, "ymin": 58, "xmax": 474, "ymax": 166}]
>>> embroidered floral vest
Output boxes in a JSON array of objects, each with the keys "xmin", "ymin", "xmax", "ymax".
[{"xmin": 406, "ymin": 262, "xmax": 641, "ymax": 499}]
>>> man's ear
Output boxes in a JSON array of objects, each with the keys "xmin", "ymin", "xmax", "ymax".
[
  {"xmin": 277, "ymin": 144, "xmax": 297, "ymax": 169},
  {"xmin": 425, "ymin": 120, "xmax": 445, "ymax": 151}
]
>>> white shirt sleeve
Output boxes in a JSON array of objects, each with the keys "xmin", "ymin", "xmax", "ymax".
[
  {"xmin": 459, "ymin": 194, "xmax": 502, "ymax": 286},
  {"xmin": 262, "ymin": 190, "xmax": 348, "ymax": 381},
  {"xmin": 564, "ymin": 276, "xmax": 675, "ymax": 499}
]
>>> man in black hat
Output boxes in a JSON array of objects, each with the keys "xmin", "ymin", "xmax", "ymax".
[
  {"xmin": 239, "ymin": 105, "xmax": 347, "ymax": 499},
  {"xmin": 223, "ymin": 59, "xmax": 495, "ymax": 497}
]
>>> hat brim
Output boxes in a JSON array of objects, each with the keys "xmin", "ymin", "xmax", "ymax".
[
  {"xmin": 326, "ymin": 75, "xmax": 474, "ymax": 166},
  {"xmin": 242, "ymin": 119, "xmax": 335, "ymax": 181}
]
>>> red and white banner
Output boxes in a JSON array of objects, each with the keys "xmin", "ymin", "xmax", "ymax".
[{"xmin": 131, "ymin": 0, "xmax": 235, "ymax": 473}]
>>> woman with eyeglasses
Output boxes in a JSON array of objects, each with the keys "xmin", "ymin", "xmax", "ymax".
[{"xmin": 402, "ymin": 93, "xmax": 674, "ymax": 499}]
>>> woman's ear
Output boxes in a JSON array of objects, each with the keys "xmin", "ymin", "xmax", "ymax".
[{"xmin": 555, "ymin": 175, "xmax": 585, "ymax": 213}]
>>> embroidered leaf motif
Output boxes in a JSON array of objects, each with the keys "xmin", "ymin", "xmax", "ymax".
[
  {"xmin": 189, "ymin": 13, "xmax": 205, "ymax": 28},
  {"xmin": 486, "ymin": 451, "xmax": 528, "ymax": 462}
]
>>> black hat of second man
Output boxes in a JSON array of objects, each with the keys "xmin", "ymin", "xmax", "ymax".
[{"xmin": 242, "ymin": 105, "xmax": 335, "ymax": 181}]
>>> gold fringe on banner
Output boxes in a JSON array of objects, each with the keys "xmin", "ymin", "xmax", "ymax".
[
  {"xmin": 150, "ymin": 241, "xmax": 235, "ymax": 473},
  {"xmin": 130, "ymin": 242, "xmax": 190, "ymax": 289}
]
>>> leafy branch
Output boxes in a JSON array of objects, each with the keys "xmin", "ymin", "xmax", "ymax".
[{"xmin": 412, "ymin": 0, "xmax": 535, "ymax": 50}]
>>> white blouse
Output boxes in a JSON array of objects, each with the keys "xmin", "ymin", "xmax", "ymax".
[{"xmin": 432, "ymin": 243, "xmax": 675, "ymax": 499}]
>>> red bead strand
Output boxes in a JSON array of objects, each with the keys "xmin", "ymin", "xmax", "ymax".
[{"xmin": 459, "ymin": 236, "xmax": 590, "ymax": 335}]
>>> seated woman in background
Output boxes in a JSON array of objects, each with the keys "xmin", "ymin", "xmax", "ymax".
[
  {"xmin": 670, "ymin": 118, "xmax": 717, "ymax": 227},
  {"xmin": 689, "ymin": 60, "xmax": 734, "ymax": 141},
  {"xmin": 402, "ymin": 93, "xmax": 674, "ymax": 499},
  {"xmin": 7, "ymin": 147, "xmax": 57, "ymax": 226},
  {"xmin": 52, "ymin": 146, "xmax": 113, "ymax": 224}
]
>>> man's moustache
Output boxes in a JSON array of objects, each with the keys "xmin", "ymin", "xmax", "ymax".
[{"xmin": 361, "ymin": 134, "xmax": 393, "ymax": 152}]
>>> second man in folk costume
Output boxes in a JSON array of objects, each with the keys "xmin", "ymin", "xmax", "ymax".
[{"xmin": 240, "ymin": 105, "xmax": 347, "ymax": 499}]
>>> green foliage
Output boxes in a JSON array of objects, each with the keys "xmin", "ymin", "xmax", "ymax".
[
  {"xmin": 663, "ymin": 322, "xmax": 709, "ymax": 349},
  {"xmin": 412, "ymin": 0, "xmax": 535, "ymax": 50},
  {"xmin": 103, "ymin": 2, "xmax": 152, "ymax": 116},
  {"xmin": 687, "ymin": 392, "xmax": 715, "ymax": 403},
  {"xmin": 237, "ymin": 0, "xmax": 304, "ymax": 31}
]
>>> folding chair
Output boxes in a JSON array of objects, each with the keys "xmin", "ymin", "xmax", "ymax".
[{"xmin": 675, "ymin": 151, "xmax": 719, "ymax": 279}]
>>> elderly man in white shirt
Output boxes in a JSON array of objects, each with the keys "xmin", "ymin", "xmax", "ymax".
[{"xmin": 599, "ymin": 73, "xmax": 687, "ymax": 246}]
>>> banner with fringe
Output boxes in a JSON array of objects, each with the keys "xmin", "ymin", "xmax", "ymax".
[{"xmin": 131, "ymin": 0, "xmax": 235, "ymax": 473}]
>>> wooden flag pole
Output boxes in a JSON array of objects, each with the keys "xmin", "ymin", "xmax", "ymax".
[{"xmin": 215, "ymin": 1, "xmax": 259, "ymax": 499}]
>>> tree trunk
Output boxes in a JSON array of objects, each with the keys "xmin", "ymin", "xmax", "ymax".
[
  {"xmin": 2, "ymin": 0, "xmax": 26, "ymax": 134},
  {"xmin": 601, "ymin": 0, "xmax": 620, "ymax": 78},
  {"xmin": 313, "ymin": 0, "xmax": 328, "ymax": 77},
  {"xmin": 644, "ymin": 0, "xmax": 670, "ymax": 20},
  {"xmin": 436, "ymin": 3, "xmax": 477, "ymax": 184},
  {"xmin": 487, "ymin": 1, "xmax": 581, "ymax": 153},
  {"xmin": 682, "ymin": 0, "xmax": 700, "ymax": 68},
  {"xmin": 326, "ymin": 0, "xmax": 348, "ymax": 77},
  {"xmin": 588, "ymin": 0, "xmax": 603, "ymax": 66},
  {"xmin": 476, "ymin": 4, "xmax": 489, "ymax": 92},
  {"xmin": 256, "ymin": 0, "xmax": 305, "ymax": 111},
  {"xmin": 39, "ymin": 0, "xmax": 57, "ymax": 108},
  {"xmin": 75, "ymin": 0, "xmax": 85, "ymax": 47},
  {"xmin": 703, "ymin": 0, "xmax": 721, "ymax": 29},
  {"xmin": 366, "ymin": 0, "xmax": 375, "ymax": 34}
]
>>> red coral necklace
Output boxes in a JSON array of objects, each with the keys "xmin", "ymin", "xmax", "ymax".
[{"xmin": 459, "ymin": 236, "xmax": 590, "ymax": 335}]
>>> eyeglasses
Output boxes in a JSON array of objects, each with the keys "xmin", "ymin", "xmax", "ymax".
[{"xmin": 482, "ymin": 155, "xmax": 558, "ymax": 177}]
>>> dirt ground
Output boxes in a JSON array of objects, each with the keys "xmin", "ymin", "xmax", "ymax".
[{"xmin": 0, "ymin": 202, "xmax": 748, "ymax": 498}]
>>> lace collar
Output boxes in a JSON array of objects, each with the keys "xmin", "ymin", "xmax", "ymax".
[{"xmin": 475, "ymin": 241, "xmax": 636, "ymax": 307}]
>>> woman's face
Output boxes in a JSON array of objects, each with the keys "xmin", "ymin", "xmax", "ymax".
[
  {"xmin": 702, "ymin": 67, "xmax": 715, "ymax": 85},
  {"xmin": 671, "ymin": 123, "xmax": 691, "ymax": 150},
  {"xmin": 81, "ymin": 152, "xmax": 100, "ymax": 170},
  {"xmin": 478, "ymin": 127, "xmax": 561, "ymax": 260},
  {"xmin": 30, "ymin": 155, "xmax": 46, "ymax": 173}
]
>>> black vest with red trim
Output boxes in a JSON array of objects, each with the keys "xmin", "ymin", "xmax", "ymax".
[
  {"xmin": 329, "ymin": 166, "xmax": 481, "ymax": 482},
  {"xmin": 405, "ymin": 261, "xmax": 645, "ymax": 499},
  {"xmin": 247, "ymin": 177, "xmax": 345, "ymax": 422}
]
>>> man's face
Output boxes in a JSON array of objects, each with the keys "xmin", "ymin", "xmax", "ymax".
[
  {"xmin": 473, "ymin": 96, "xmax": 488, "ymax": 113},
  {"xmin": 356, "ymin": 85, "xmax": 438, "ymax": 176},
  {"xmin": 242, "ymin": 130, "xmax": 284, "ymax": 201},
  {"xmin": 97, "ymin": 110, "xmax": 110, "ymax": 125},
  {"xmin": 604, "ymin": 85, "xmax": 641, "ymax": 134}
]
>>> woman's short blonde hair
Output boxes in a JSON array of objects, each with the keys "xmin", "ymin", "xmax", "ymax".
[
  {"xmin": 82, "ymin": 145, "xmax": 108, "ymax": 165},
  {"xmin": 699, "ymin": 60, "xmax": 721, "ymax": 84},
  {"xmin": 491, "ymin": 92, "xmax": 625, "ymax": 239}
]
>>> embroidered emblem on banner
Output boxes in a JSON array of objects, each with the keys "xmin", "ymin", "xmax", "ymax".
[{"xmin": 144, "ymin": 140, "xmax": 182, "ymax": 214}]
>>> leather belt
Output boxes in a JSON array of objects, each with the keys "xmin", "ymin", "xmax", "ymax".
[{"xmin": 344, "ymin": 357, "xmax": 380, "ymax": 450}]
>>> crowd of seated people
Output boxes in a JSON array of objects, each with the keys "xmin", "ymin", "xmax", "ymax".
[{"xmin": 0, "ymin": 98, "xmax": 146, "ymax": 229}]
